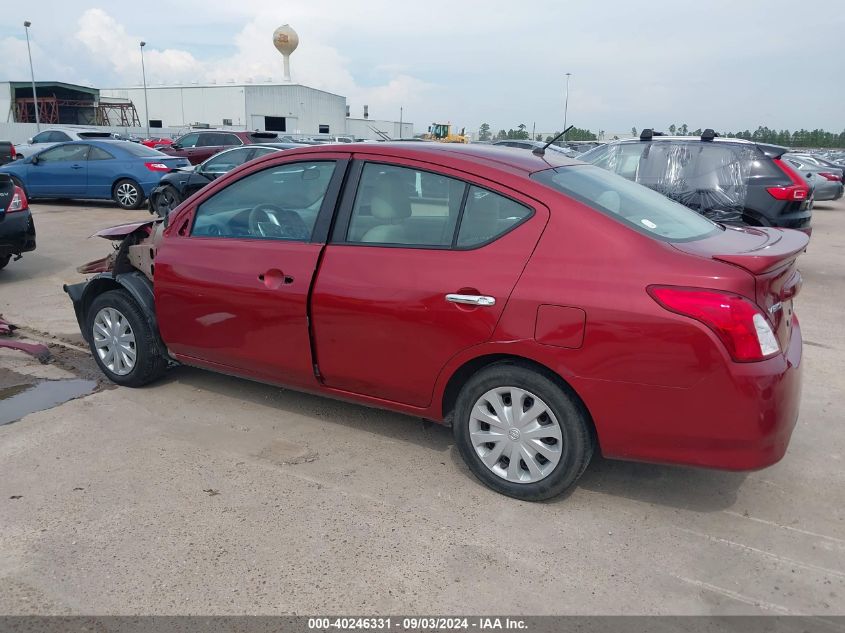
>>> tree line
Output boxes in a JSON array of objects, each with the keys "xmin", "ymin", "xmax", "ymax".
[
  {"xmin": 477, "ymin": 122, "xmax": 598, "ymax": 142},
  {"xmin": 478, "ymin": 122, "xmax": 845, "ymax": 148}
]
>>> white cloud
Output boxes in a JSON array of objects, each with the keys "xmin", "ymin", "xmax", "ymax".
[{"xmin": 72, "ymin": 8, "xmax": 435, "ymax": 123}]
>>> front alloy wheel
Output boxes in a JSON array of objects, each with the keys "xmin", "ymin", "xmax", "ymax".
[
  {"xmin": 85, "ymin": 290, "xmax": 167, "ymax": 387},
  {"xmin": 92, "ymin": 307, "xmax": 136, "ymax": 376}
]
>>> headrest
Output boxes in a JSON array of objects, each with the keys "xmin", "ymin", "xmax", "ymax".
[
  {"xmin": 595, "ymin": 190, "xmax": 621, "ymax": 213},
  {"xmin": 370, "ymin": 174, "xmax": 412, "ymax": 220}
]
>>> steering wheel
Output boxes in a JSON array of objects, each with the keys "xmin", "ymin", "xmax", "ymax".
[{"xmin": 247, "ymin": 203, "xmax": 310, "ymax": 240}]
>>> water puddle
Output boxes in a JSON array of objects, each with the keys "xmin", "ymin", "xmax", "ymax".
[{"xmin": 0, "ymin": 379, "xmax": 97, "ymax": 425}]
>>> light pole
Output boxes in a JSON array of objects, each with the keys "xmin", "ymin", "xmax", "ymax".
[
  {"xmin": 563, "ymin": 72, "xmax": 572, "ymax": 142},
  {"xmin": 23, "ymin": 21, "xmax": 40, "ymax": 132},
  {"xmin": 140, "ymin": 41, "xmax": 150, "ymax": 138},
  {"xmin": 399, "ymin": 106, "xmax": 403, "ymax": 139}
]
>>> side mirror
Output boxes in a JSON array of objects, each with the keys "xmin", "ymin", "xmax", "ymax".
[
  {"xmin": 30, "ymin": 156, "xmax": 39, "ymax": 165},
  {"xmin": 27, "ymin": 137, "xmax": 33, "ymax": 144},
  {"xmin": 171, "ymin": 144, "xmax": 182, "ymax": 150}
]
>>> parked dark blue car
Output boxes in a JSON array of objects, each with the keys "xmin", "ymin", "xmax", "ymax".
[{"xmin": 0, "ymin": 140, "xmax": 190, "ymax": 209}]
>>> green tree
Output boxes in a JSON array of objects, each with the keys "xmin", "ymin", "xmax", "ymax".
[
  {"xmin": 679, "ymin": 123, "xmax": 688, "ymax": 136},
  {"xmin": 478, "ymin": 123, "xmax": 492, "ymax": 141},
  {"xmin": 631, "ymin": 127, "xmax": 638, "ymax": 137},
  {"xmin": 669, "ymin": 124, "xmax": 677, "ymax": 135},
  {"xmin": 496, "ymin": 129, "xmax": 507, "ymax": 140}
]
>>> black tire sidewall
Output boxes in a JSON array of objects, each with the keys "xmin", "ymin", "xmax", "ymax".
[
  {"xmin": 0, "ymin": 254, "xmax": 10, "ymax": 270},
  {"xmin": 158, "ymin": 186, "xmax": 181, "ymax": 218},
  {"xmin": 453, "ymin": 363, "xmax": 593, "ymax": 501},
  {"xmin": 85, "ymin": 289, "xmax": 166, "ymax": 387},
  {"xmin": 113, "ymin": 179, "xmax": 144, "ymax": 210}
]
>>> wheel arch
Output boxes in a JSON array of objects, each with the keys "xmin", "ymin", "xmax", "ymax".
[
  {"xmin": 64, "ymin": 271, "xmax": 166, "ymax": 356},
  {"xmin": 439, "ymin": 352, "xmax": 598, "ymax": 448}
]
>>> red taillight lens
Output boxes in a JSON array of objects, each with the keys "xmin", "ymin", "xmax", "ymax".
[
  {"xmin": 768, "ymin": 158, "xmax": 810, "ymax": 201},
  {"xmin": 819, "ymin": 172, "xmax": 841, "ymax": 182},
  {"xmin": 9, "ymin": 145, "xmax": 16, "ymax": 159},
  {"xmin": 144, "ymin": 162, "xmax": 171, "ymax": 172},
  {"xmin": 648, "ymin": 286, "xmax": 780, "ymax": 362},
  {"xmin": 7, "ymin": 186, "xmax": 27, "ymax": 213}
]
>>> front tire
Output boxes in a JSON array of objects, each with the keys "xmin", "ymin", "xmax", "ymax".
[
  {"xmin": 152, "ymin": 185, "xmax": 181, "ymax": 218},
  {"xmin": 113, "ymin": 179, "xmax": 144, "ymax": 210},
  {"xmin": 86, "ymin": 290, "xmax": 167, "ymax": 387},
  {"xmin": 453, "ymin": 363, "xmax": 594, "ymax": 501}
]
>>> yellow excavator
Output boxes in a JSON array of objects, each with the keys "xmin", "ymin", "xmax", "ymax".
[{"xmin": 423, "ymin": 122, "xmax": 470, "ymax": 143}]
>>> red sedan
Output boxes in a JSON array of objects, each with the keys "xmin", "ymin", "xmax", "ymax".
[{"xmin": 64, "ymin": 143, "xmax": 807, "ymax": 500}]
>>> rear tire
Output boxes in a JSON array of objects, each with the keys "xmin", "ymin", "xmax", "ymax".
[
  {"xmin": 0, "ymin": 255, "xmax": 10, "ymax": 270},
  {"xmin": 113, "ymin": 179, "xmax": 144, "ymax": 210},
  {"xmin": 453, "ymin": 363, "xmax": 594, "ymax": 501},
  {"xmin": 86, "ymin": 290, "xmax": 167, "ymax": 387}
]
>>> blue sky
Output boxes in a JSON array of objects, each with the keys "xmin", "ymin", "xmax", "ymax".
[{"xmin": 1, "ymin": 0, "xmax": 842, "ymax": 135}]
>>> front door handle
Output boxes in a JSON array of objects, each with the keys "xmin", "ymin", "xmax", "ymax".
[
  {"xmin": 70, "ymin": 164, "xmax": 84, "ymax": 169},
  {"xmin": 445, "ymin": 293, "xmax": 496, "ymax": 307}
]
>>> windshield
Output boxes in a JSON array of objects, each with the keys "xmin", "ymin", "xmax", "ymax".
[{"xmin": 531, "ymin": 165, "xmax": 720, "ymax": 242}]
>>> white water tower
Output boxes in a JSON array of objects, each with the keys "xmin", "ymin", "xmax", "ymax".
[{"xmin": 273, "ymin": 25, "xmax": 299, "ymax": 82}]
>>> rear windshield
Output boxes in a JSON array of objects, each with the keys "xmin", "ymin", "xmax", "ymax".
[
  {"xmin": 531, "ymin": 165, "xmax": 720, "ymax": 242},
  {"xmin": 118, "ymin": 143, "xmax": 169, "ymax": 157}
]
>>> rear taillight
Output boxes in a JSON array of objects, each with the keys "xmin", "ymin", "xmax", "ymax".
[
  {"xmin": 648, "ymin": 286, "xmax": 780, "ymax": 362},
  {"xmin": 7, "ymin": 186, "xmax": 27, "ymax": 213},
  {"xmin": 144, "ymin": 162, "xmax": 171, "ymax": 172},
  {"xmin": 819, "ymin": 172, "xmax": 841, "ymax": 182},
  {"xmin": 9, "ymin": 145, "xmax": 16, "ymax": 159},
  {"xmin": 767, "ymin": 158, "xmax": 810, "ymax": 201}
]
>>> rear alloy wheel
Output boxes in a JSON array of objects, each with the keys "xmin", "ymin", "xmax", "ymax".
[
  {"xmin": 454, "ymin": 363, "xmax": 594, "ymax": 501},
  {"xmin": 86, "ymin": 290, "xmax": 167, "ymax": 387},
  {"xmin": 153, "ymin": 185, "xmax": 181, "ymax": 218},
  {"xmin": 113, "ymin": 179, "xmax": 144, "ymax": 210}
]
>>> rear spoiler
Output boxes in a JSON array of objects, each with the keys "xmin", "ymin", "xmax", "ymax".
[
  {"xmin": 713, "ymin": 228, "xmax": 809, "ymax": 275},
  {"xmin": 757, "ymin": 143, "xmax": 789, "ymax": 159}
]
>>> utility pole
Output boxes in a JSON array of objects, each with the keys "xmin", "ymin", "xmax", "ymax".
[
  {"xmin": 399, "ymin": 106, "xmax": 403, "ymax": 139},
  {"xmin": 23, "ymin": 21, "xmax": 40, "ymax": 131},
  {"xmin": 140, "ymin": 41, "xmax": 150, "ymax": 138},
  {"xmin": 563, "ymin": 72, "xmax": 572, "ymax": 142}
]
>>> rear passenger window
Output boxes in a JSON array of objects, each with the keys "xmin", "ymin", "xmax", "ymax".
[
  {"xmin": 346, "ymin": 163, "xmax": 466, "ymax": 246},
  {"xmin": 457, "ymin": 187, "xmax": 532, "ymax": 247}
]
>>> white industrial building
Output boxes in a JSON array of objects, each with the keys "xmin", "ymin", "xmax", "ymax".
[{"xmin": 100, "ymin": 82, "xmax": 412, "ymax": 141}]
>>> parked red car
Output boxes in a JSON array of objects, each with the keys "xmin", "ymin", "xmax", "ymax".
[
  {"xmin": 158, "ymin": 130, "xmax": 280, "ymax": 164},
  {"xmin": 140, "ymin": 137, "xmax": 174, "ymax": 149},
  {"xmin": 64, "ymin": 143, "xmax": 806, "ymax": 500}
]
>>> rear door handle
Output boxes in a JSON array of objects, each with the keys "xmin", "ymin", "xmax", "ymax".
[
  {"xmin": 70, "ymin": 164, "xmax": 83, "ymax": 169},
  {"xmin": 445, "ymin": 293, "xmax": 496, "ymax": 307}
]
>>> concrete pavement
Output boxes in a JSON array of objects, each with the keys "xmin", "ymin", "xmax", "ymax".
[{"xmin": 0, "ymin": 198, "xmax": 843, "ymax": 615}]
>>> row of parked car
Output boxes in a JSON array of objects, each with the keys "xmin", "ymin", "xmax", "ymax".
[{"xmin": 1, "ymin": 125, "xmax": 842, "ymax": 273}]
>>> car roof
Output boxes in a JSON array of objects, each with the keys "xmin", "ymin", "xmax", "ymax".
[
  {"xmin": 603, "ymin": 135, "xmax": 789, "ymax": 158},
  {"xmin": 275, "ymin": 141, "xmax": 578, "ymax": 174}
]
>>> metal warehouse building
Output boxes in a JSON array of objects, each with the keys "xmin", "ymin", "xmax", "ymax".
[{"xmin": 100, "ymin": 82, "xmax": 412, "ymax": 140}]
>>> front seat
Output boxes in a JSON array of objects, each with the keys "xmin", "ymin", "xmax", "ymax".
[{"xmin": 360, "ymin": 174, "xmax": 413, "ymax": 243}]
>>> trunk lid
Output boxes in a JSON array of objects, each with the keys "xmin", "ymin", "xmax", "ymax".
[{"xmin": 673, "ymin": 225, "xmax": 809, "ymax": 351}]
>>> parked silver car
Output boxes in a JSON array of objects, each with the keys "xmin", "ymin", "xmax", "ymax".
[
  {"xmin": 13, "ymin": 127, "xmax": 115, "ymax": 159},
  {"xmin": 783, "ymin": 154, "xmax": 844, "ymax": 202}
]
